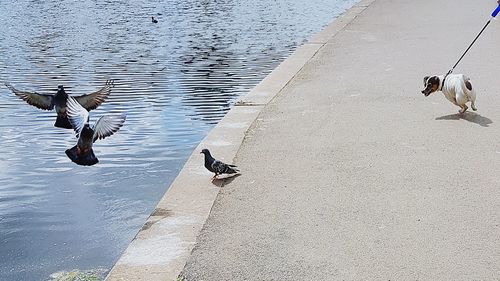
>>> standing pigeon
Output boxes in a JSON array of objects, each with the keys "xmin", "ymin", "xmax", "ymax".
[
  {"xmin": 65, "ymin": 96, "xmax": 126, "ymax": 166},
  {"xmin": 200, "ymin": 148, "xmax": 239, "ymax": 179},
  {"xmin": 5, "ymin": 80, "xmax": 114, "ymax": 129}
]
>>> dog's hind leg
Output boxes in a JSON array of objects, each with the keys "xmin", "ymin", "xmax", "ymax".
[
  {"xmin": 456, "ymin": 93, "xmax": 469, "ymax": 114},
  {"xmin": 470, "ymin": 90, "xmax": 477, "ymax": 111},
  {"xmin": 465, "ymin": 79, "xmax": 477, "ymax": 111},
  {"xmin": 471, "ymin": 100, "xmax": 477, "ymax": 111}
]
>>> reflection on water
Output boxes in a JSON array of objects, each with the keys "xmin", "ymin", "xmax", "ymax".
[{"xmin": 0, "ymin": 0, "xmax": 358, "ymax": 280}]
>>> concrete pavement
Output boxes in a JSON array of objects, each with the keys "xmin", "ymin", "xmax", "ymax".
[{"xmin": 180, "ymin": 0, "xmax": 500, "ymax": 280}]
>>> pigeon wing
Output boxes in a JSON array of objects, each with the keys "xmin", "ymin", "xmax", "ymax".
[
  {"xmin": 74, "ymin": 80, "xmax": 114, "ymax": 111},
  {"xmin": 66, "ymin": 96, "xmax": 89, "ymax": 138},
  {"xmin": 5, "ymin": 83, "xmax": 54, "ymax": 110},
  {"xmin": 92, "ymin": 114, "xmax": 126, "ymax": 142},
  {"xmin": 211, "ymin": 160, "xmax": 239, "ymax": 174}
]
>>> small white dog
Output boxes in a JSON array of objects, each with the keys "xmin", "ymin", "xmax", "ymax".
[{"xmin": 421, "ymin": 74, "xmax": 477, "ymax": 114}]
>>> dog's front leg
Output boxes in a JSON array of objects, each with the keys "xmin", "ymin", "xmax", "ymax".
[{"xmin": 459, "ymin": 104, "xmax": 468, "ymax": 114}]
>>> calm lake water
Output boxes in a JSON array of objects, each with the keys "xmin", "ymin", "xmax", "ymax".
[{"xmin": 0, "ymin": 0, "xmax": 358, "ymax": 280}]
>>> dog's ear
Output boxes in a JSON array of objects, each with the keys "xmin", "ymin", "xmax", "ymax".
[
  {"xmin": 430, "ymin": 76, "xmax": 440, "ymax": 85},
  {"xmin": 423, "ymin": 76, "xmax": 430, "ymax": 85}
]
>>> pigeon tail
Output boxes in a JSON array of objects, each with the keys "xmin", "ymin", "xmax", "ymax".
[
  {"xmin": 225, "ymin": 166, "xmax": 239, "ymax": 174},
  {"xmin": 54, "ymin": 115, "xmax": 73, "ymax": 129},
  {"xmin": 65, "ymin": 145, "xmax": 99, "ymax": 166}
]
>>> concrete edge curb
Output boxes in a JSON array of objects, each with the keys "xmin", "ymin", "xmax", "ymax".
[{"xmin": 105, "ymin": 1, "xmax": 375, "ymax": 280}]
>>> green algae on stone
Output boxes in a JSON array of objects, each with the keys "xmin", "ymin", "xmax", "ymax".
[{"xmin": 48, "ymin": 269, "xmax": 104, "ymax": 281}]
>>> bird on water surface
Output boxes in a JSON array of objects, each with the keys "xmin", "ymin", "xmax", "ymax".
[
  {"xmin": 151, "ymin": 16, "xmax": 158, "ymax": 23},
  {"xmin": 200, "ymin": 148, "xmax": 239, "ymax": 179},
  {"xmin": 5, "ymin": 80, "xmax": 114, "ymax": 129},
  {"xmin": 65, "ymin": 96, "xmax": 126, "ymax": 166}
]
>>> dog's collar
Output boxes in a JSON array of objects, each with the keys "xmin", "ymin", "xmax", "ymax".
[
  {"xmin": 440, "ymin": 74, "xmax": 448, "ymax": 91},
  {"xmin": 441, "ymin": 70, "xmax": 453, "ymax": 91}
]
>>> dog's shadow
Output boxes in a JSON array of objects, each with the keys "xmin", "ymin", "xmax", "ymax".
[
  {"xmin": 211, "ymin": 173, "xmax": 241, "ymax": 187},
  {"xmin": 435, "ymin": 112, "xmax": 493, "ymax": 127}
]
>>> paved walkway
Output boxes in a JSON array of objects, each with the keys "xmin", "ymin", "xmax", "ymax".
[{"xmin": 180, "ymin": 0, "xmax": 500, "ymax": 280}]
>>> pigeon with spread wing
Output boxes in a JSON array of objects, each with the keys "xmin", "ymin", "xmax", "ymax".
[
  {"xmin": 65, "ymin": 96, "xmax": 126, "ymax": 166},
  {"xmin": 200, "ymin": 149, "xmax": 239, "ymax": 179},
  {"xmin": 5, "ymin": 80, "xmax": 114, "ymax": 129}
]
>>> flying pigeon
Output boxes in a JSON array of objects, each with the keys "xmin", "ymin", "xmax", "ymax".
[
  {"xmin": 5, "ymin": 80, "xmax": 114, "ymax": 129},
  {"xmin": 200, "ymin": 148, "xmax": 239, "ymax": 179},
  {"xmin": 65, "ymin": 96, "xmax": 126, "ymax": 166}
]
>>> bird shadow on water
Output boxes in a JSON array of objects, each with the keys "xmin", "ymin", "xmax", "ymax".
[
  {"xmin": 212, "ymin": 173, "xmax": 241, "ymax": 187},
  {"xmin": 435, "ymin": 112, "xmax": 493, "ymax": 127}
]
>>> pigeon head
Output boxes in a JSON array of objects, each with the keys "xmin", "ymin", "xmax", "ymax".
[
  {"xmin": 200, "ymin": 149, "xmax": 210, "ymax": 156},
  {"xmin": 56, "ymin": 85, "xmax": 68, "ymax": 98},
  {"xmin": 80, "ymin": 123, "xmax": 94, "ymax": 138},
  {"xmin": 57, "ymin": 85, "xmax": 66, "ymax": 93}
]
